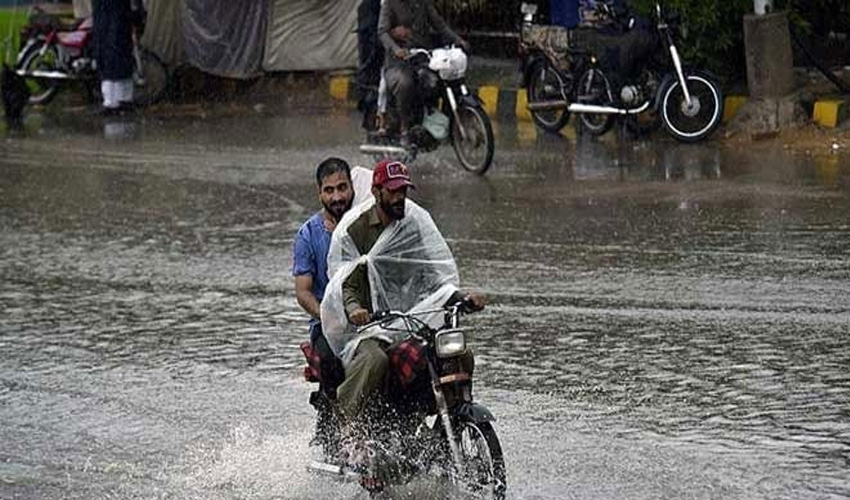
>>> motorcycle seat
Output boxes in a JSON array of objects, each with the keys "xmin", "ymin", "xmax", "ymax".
[{"xmin": 57, "ymin": 29, "xmax": 91, "ymax": 49}]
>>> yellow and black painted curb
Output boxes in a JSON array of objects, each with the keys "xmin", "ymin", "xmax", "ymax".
[{"xmin": 329, "ymin": 75, "xmax": 848, "ymax": 128}]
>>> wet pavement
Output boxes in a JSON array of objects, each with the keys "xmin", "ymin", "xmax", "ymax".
[{"xmin": 1, "ymin": 106, "xmax": 850, "ymax": 500}]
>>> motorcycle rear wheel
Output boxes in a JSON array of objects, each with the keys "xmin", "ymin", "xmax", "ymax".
[
  {"xmin": 132, "ymin": 46, "xmax": 170, "ymax": 106},
  {"xmin": 576, "ymin": 67, "xmax": 615, "ymax": 136},
  {"xmin": 526, "ymin": 60, "xmax": 571, "ymax": 133},
  {"xmin": 451, "ymin": 103, "xmax": 494, "ymax": 175},
  {"xmin": 18, "ymin": 42, "xmax": 61, "ymax": 105},
  {"xmin": 455, "ymin": 421, "xmax": 507, "ymax": 500}
]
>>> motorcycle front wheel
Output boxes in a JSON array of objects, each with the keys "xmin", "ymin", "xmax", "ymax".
[
  {"xmin": 526, "ymin": 59, "xmax": 571, "ymax": 133},
  {"xmin": 18, "ymin": 42, "xmax": 62, "ymax": 105},
  {"xmin": 455, "ymin": 421, "xmax": 507, "ymax": 500},
  {"xmin": 451, "ymin": 103, "xmax": 494, "ymax": 175},
  {"xmin": 132, "ymin": 46, "xmax": 170, "ymax": 106},
  {"xmin": 660, "ymin": 72, "xmax": 723, "ymax": 142}
]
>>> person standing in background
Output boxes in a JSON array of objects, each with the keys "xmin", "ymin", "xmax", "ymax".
[{"xmin": 93, "ymin": 0, "xmax": 145, "ymax": 115}]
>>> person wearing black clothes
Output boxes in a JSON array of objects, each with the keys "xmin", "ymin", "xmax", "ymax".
[
  {"xmin": 93, "ymin": 0, "xmax": 145, "ymax": 114},
  {"xmin": 357, "ymin": 0, "xmax": 385, "ymax": 132}
]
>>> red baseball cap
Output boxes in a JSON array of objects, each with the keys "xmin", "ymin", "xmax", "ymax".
[{"xmin": 372, "ymin": 159, "xmax": 415, "ymax": 191}]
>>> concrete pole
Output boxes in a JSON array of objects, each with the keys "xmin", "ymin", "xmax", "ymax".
[
  {"xmin": 744, "ymin": 11, "xmax": 793, "ymax": 98},
  {"xmin": 730, "ymin": 8, "xmax": 806, "ymax": 134}
]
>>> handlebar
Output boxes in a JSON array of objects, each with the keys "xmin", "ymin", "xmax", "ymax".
[{"xmin": 359, "ymin": 297, "xmax": 480, "ymax": 334}]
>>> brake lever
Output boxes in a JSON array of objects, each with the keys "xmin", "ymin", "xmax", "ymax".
[{"xmin": 370, "ymin": 310, "xmax": 391, "ymax": 323}]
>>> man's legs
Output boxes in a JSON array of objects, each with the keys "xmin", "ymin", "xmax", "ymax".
[
  {"xmin": 100, "ymin": 78, "xmax": 134, "ymax": 111},
  {"xmin": 116, "ymin": 78, "xmax": 134, "ymax": 108},
  {"xmin": 101, "ymin": 80, "xmax": 118, "ymax": 109},
  {"xmin": 336, "ymin": 338, "xmax": 390, "ymax": 424},
  {"xmin": 383, "ymin": 63, "xmax": 416, "ymax": 143},
  {"xmin": 309, "ymin": 323, "xmax": 344, "ymax": 456}
]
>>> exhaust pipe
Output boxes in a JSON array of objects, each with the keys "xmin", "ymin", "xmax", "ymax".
[
  {"xmin": 306, "ymin": 460, "xmax": 361, "ymax": 482},
  {"xmin": 15, "ymin": 69, "xmax": 71, "ymax": 79},
  {"xmin": 567, "ymin": 101, "xmax": 652, "ymax": 115},
  {"xmin": 359, "ymin": 144, "xmax": 409, "ymax": 156},
  {"xmin": 528, "ymin": 100, "xmax": 651, "ymax": 115},
  {"xmin": 526, "ymin": 100, "xmax": 569, "ymax": 111}
]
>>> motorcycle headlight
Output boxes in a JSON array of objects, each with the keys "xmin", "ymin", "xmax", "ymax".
[{"xmin": 435, "ymin": 329, "xmax": 466, "ymax": 358}]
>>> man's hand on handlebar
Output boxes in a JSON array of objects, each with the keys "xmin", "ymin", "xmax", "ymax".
[
  {"xmin": 462, "ymin": 292, "xmax": 485, "ymax": 312},
  {"xmin": 394, "ymin": 47, "xmax": 411, "ymax": 60},
  {"xmin": 349, "ymin": 307, "xmax": 371, "ymax": 326},
  {"xmin": 390, "ymin": 25, "xmax": 412, "ymax": 42}
]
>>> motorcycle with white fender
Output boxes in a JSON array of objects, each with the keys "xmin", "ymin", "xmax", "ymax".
[
  {"xmin": 360, "ymin": 46, "xmax": 495, "ymax": 175},
  {"xmin": 523, "ymin": 1, "xmax": 724, "ymax": 142}
]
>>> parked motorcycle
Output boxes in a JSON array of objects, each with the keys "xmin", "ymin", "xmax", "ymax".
[
  {"xmin": 14, "ymin": 9, "xmax": 169, "ymax": 107},
  {"xmin": 303, "ymin": 300, "xmax": 507, "ymax": 499},
  {"xmin": 359, "ymin": 47, "xmax": 495, "ymax": 175},
  {"xmin": 520, "ymin": 1, "xmax": 723, "ymax": 142}
]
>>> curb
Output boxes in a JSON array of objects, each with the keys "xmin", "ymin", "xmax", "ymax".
[
  {"xmin": 327, "ymin": 75, "xmax": 849, "ymax": 129},
  {"xmin": 812, "ymin": 99, "xmax": 848, "ymax": 128}
]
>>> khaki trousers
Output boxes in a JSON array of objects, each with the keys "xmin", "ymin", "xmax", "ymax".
[{"xmin": 336, "ymin": 338, "xmax": 390, "ymax": 421}]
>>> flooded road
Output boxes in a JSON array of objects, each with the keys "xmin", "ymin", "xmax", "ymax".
[{"xmin": 1, "ymin": 108, "xmax": 849, "ymax": 499}]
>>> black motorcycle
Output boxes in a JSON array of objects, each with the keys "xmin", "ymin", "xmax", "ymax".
[
  {"xmin": 520, "ymin": 1, "xmax": 724, "ymax": 142},
  {"xmin": 303, "ymin": 300, "xmax": 507, "ymax": 499}
]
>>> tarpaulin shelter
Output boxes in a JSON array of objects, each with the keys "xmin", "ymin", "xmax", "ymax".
[{"xmin": 73, "ymin": 0, "xmax": 358, "ymax": 78}]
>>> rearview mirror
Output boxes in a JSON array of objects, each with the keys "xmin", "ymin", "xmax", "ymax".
[{"xmin": 521, "ymin": 2, "xmax": 538, "ymax": 16}]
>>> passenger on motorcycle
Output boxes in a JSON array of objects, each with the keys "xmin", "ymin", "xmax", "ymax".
[
  {"xmin": 377, "ymin": 0, "xmax": 470, "ymax": 147},
  {"xmin": 320, "ymin": 159, "xmax": 484, "ymax": 446},
  {"xmin": 292, "ymin": 158, "xmax": 357, "ymax": 452}
]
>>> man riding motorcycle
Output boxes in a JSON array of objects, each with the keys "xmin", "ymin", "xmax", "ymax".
[
  {"xmin": 320, "ymin": 160, "xmax": 484, "ymax": 467},
  {"xmin": 377, "ymin": 0, "xmax": 470, "ymax": 146}
]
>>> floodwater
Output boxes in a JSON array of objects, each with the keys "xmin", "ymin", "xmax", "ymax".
[{"xmin": 1, "ymin": 106, "xmax": 849, "ymax": 500}]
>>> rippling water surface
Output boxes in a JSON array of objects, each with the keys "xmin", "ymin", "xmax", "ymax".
[{"xmin": 1, "ymin": 112, "xmax": 849, "ymax": 499}]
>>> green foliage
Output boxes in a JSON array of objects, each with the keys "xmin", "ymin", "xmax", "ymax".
[
  {"xmin": 628, "ymin": 0, "xmax": 752, "ymax": 81},
  {"xmin": 0, "ymin": 8, "xmax": 30, "ymax": 64},
  {"xmin": 779, "ymin": 0, "xmax": 850, "ymax": 34}
]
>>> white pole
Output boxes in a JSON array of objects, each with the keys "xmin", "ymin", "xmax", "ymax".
[{"xmin": 754, "ymin": 0, "xmax": 773, "ymax": 15}]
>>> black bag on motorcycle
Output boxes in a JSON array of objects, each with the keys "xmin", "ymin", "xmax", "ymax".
[{"xmin": 579, "ymin": 25, "xmax": 658, "ymax": 84}]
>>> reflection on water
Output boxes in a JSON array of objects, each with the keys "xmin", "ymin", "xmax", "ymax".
[{"xmin": 1, "ymin": 114, "xmax": 849, "ymax": 499}]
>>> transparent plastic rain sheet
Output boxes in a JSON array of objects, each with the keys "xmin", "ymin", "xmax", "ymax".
[{"xmin": 321, "ymin": 198, "xmax": 459, "ymax": 367}]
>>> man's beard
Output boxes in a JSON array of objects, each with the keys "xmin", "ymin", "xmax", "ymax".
[
  {"xmin": 324, "ymin": 196, "xmax": 353, "ymax": 221},
  {"xmin": 380, "ymin": 197, "xmax": 405, "ymax": 220}
]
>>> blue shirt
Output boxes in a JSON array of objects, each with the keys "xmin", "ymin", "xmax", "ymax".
[{"xmin": 292, "ymin": 212, "xmax": 331, "ymax": 325}]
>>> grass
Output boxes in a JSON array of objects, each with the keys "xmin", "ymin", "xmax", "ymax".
[{"xmin": 0, "ymin": 7, "xmax": 31, "ymax": 64}]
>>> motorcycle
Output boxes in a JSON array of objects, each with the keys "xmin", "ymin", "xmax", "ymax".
[
  {"xmin": 359, "ymin": 47, "xmax": 495, "ymax": 175},
  {"xmin": 520, "ymin": 1, "xmax": 724, "ymax": 142},
  {"xmin": 14, "ymin": 8, "xmax": 169, "ymax": 107},
  {"xmin": 302, "ymin": 300, "xmax": 507, "ymax": 499}
]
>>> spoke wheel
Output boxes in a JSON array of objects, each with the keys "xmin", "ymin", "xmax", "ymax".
[
  {"xmin": 455, "ymin": 421, "xmax": 506, "ymax": 500},
  {"xmin": 661, "ymin": 73, "xmax": 723, "ymax": 142},
  {"xmin": 19, "ymin": 42, "xmax": 61, "ymax": 105},
  {"xmin": 451, "ymin": 104, "xmax": 494, "ymax": 175},
  {"xmin": 132, "ymin": 47, "xmax": 169, "ymax": 106},
  {"xmin": 526, "ymin": 60, "xmax": 571, "ymax": 132},
  {"xmin": 577, "ymin": 67, "xmax": 615, "ymax": 136}
]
